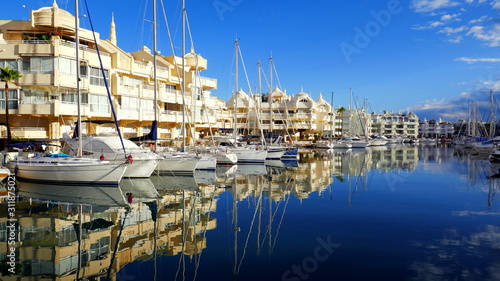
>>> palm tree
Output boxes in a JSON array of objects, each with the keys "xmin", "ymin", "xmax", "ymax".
[
  {"xmin": 0, "ymin": 66, "xmax": 22, "ymax": 143},
  {"xmin": 336, "ymin": 106, "xmax": 346, "ymax": 136}
]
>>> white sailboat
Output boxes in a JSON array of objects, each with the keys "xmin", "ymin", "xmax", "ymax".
[
  {"xmin": 64, "ymin": 132, "xmax": 160, "ymax": 178},
  {"xmin": 6, "ymin": 1, "xmax": 128, "ymax": 185},
  {"xmin": 226, "ymin": 40, "xmax": 267, "ymax": 163},
  {"xmin": 151, "ymin": 0, "xmax": 200, "ymax": 175}
]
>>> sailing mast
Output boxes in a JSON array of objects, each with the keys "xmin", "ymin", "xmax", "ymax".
[
  {"xmin": 233, "ymin": 39, "xmax": 239, "ymax": 143},
  {"xmin": 75, "ymin": 0, "xmax": 82, "ymax": 157},
  {"xmin": 153, "ymin": 0, "xmax": 158, "ymax": 149},
  {"xmin": 269, "ymin": 56, "xmax": 273, "ymax": 144},
  {"xmin": 490, "ymin": 89, "xmax": 496, "ymax": 138},
  {"xmin": 181, "ymin": 0, "xmax": 187, "ymax": 150}
]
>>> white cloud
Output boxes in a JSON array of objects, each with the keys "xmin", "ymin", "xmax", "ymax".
[
  {"xmin": 455, "ymin": 57, "xmax": 500, "ymax": 63},
  {"xmin": 468, "ymin": 15, "xmax": 489, "ymax": 24},
  {"xmin": 446, "ymin": 36, "xmax": 464, "ymax": 43},
  {"xmin": 492, "ymin": 0, "xmax": 500, "ymax": 9},
  {"xmin": 440, "ymin": 13, "xmax": 461, "ymax": 21},
  {"xmin": 466, "ymin": 23, "xmax": 500, "ymax": 47},
  {"xmin": 439, "ymin": 25, "xmax": 468, "ymax": 34},
  {"xmin": 411, "ymin": 0, "xmax": 461, "ymax": 12}
]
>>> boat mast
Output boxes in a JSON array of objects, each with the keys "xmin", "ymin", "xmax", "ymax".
[
  {"xmin": 257, "ymin": 61, "xmax": 265, "ymax": 142},
  {"xmin": 181, "ymin": 0, "xmax": 187, "ymax": 150},
  {"xmin": 233, "ymin": 39, "xmax": 239, "ymax": 143},
  {"xmin": 330, "ymin": 91, "xmax": 334, "ymax": 138},
  {"xmin": 75, "ymin": 0, "xmax": 82, "ymax": 157},
  {"xmin": 153, "ymin": 0, "xmax": 158, "ymax": 149},
  {"xmin": 269, "ymin": 56, "xmax": 273, "ymax": 144},
  {"xmin": 490, "ymin": 89, "xmax": 496, "ymax": 138}
]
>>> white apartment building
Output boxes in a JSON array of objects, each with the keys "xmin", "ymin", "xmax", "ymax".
[
  {"xmin": 371, "ymin": 111, "xmax": 419, "ymax": 138},
  {"xmin": 0, "ymin": 2, "xmax": 220, "ymax": 148},
  {"xmin": 418, "ymin": 118, "xmax": 455, "ymax": 138}
]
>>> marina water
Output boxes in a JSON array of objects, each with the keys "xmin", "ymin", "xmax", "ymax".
[{"xmin": 5, "ymin": 144, "xmax": 500, "ymax": 281}]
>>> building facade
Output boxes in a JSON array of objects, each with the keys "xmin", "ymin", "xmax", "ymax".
[{"xmin": 0, "ymin": 2, "xmax": 220, "ymax": 149}]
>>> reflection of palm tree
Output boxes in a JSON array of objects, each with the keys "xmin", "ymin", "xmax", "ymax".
[
  {"xmin": 0, "ymin": 66, "xmax": 22, "ymax": 143},
  {"xmin": 336, "ymin": 107, "xmax": 346, "ymax": 136}
]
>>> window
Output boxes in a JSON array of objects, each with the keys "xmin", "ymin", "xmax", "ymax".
[
  {"xmin": 59, "ymin": 57, "xmax": 77, "ymax": 75},
  {"xmin": 0, "ymin": 90, "xmax": 18, "ymax": 109},
  {"xmin": 0, "ymin": 60, "xmax": 18, "ymax": 70},
  {"xmin": 89, "ymin": 237, "xmax": 110, "ymax": 261},
  {"xmin": 141, "ymin": 99, "xmax": 154, "ymax": 112},
  {"xmin": 22, "ymin": 57, "xmax": 53, "ymax": 74},
  {"xmin": 89, "ymin": 94, "xmax": 109, "ymax": 113},
  {"xmin": 0, "ymin": 222, "xmax": 5, "ymax": 241},
  {"xmin": 23, "ymin": 89, "xmax": 48, "ymax": 104},
  {"xmin": 120, "ymin": 96, "xmax": 139, "ymax": 109},
  {"xmin": 192, "ymin": 87, "xmax": 201, "ymax": 100},
  {"xmin": 165, "ymin": 84, "xmax": 176, "ymax": 93},
  {"xmin": 61, "ymin": 90, "xmax": 78, "ymax": 103},
  {"xmin": 89, "ymin": 67, "xmax": 109, "ymax": 86}
]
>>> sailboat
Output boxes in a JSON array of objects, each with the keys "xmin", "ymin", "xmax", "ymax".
[
  {"xmin": 63, "ymin": 121, "xmax": 160, "ymax": 178},
  {"xmin": 150, "ymin": 0, "xmax": 200, "ymax": 175},
  {"xmin": 6, "ymin": 0, "xmax": 128, "ymax": 185},
  {"xmin": 220, "ymin": 40, "xmax": 268, "ymax": 163}
]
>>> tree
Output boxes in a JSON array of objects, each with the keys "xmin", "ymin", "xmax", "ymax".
[
  {"xmin": 336, "ymin": 107, "xmax": 347, "ymax": 136},
  {"xmin": 0, "ymin": 66, "xmax": 22, "ymax": 143}
]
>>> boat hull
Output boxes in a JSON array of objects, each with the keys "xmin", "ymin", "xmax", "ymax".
[
  {"xmin": 155, "ymin": 155, "xmax": 199, "ymax": 175},
  {"xmin": 8, "ymin": 158, "xmax": 127, "ymax": 185},
  {"xmin": 233, "ymin": 148, "xmax": 267, "ymax": 163}
]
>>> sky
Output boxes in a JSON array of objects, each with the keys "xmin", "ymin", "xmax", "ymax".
[{"xmin": 2, "ymin": 0, "xmax": 499, "ymax": 121}]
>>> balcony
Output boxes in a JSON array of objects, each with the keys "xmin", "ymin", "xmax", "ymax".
[
  {"xmin": 17, "ymin": 102, "xmax": 54, "ymax": 115},
  {"xmin": 132, "ymin": 60, "xmax": 152, "ymax": 78},
  {"xmin": 118, "ymin": 85, "xmax": 140, "ymax": 97},
  {"xmin": 141, "ymin": 85, "xmax": 154, "ymax": 99},
  {"xmin": 18, "ymin": 40, "xmax": 54, "ymax": 55},
  {"xmin": 199, "ymin": 76, "xmax": 217, "ymax": 89},
  {"xmin": 20, "ymin": 73, "xmax": 54, "ymax": 86},
  {"xmin": 117, "ymin": 108, "xmax": 139, "ymax": 120},
  {"xmin": 11, "ymin": 127, "xmax": 48, "ymax": 139},
  {"xmin": 159, "ymin": 110, "xmax": 183, "ymax": 123},
  {"xmin": 158, "ymin": 90, "xmax": 180, "ymax": 102},
  {"xmin": 140, "ymin": 109, "xmax": 156, "ymax": 121}
]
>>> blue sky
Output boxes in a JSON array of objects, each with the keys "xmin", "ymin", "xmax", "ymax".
[{"xmin": 3, "ymin": 0, "xmax": 499, "ymax": 121}]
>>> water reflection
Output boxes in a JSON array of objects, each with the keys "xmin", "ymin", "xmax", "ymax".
[{"xmin": 3, "ymin": 144, "xmax": 500, "ymax": 280}]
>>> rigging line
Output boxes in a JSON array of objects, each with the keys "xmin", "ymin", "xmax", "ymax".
[
  {"xmin": 83, "ymin": 0, "xmax": 127, "ymax": 155},
  {"xmin": 236, "ymin": 190, "xmax": 263, "ymax": 274},
  {"xmin": 193, "ymin": 188, "xmax": 216, "ymax": 281},
  {"xmin": 159, "ymin": 0, "xmax": 176, "ymax": 57},
  {"xmin": 106, "ymin": 208, "xmax": 130, "ymax": 280},
  {"xmin": 271, "ymin": 192, "xmax": 291, "ymax": 252},
  {"xmin": 185, "ymin": 12, "xmax": 195, "ymax": 51},
  {"xmin": 237, "ymin": 45, "xmax": 253, "ymax": 95},
  {"xmin": 174, "ymin": 190, "xmax": 188, "ymax": 281},
  {"xmin": 271, "ymin": 60, "xmax": 282, "ymax": 90}
]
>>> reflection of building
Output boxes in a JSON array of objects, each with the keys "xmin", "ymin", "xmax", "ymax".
[
  {"xmin": 369, "ymin": 145, "xmax": 419, "ymax": 172},
  {"xmin": 0, "ymin": 185, "xmax": 220, "ymax": 280}
]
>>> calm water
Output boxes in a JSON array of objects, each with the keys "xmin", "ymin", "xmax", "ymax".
[{"xmin": 4, "ymin": 144, "xmax": 500, "ymax": 281}]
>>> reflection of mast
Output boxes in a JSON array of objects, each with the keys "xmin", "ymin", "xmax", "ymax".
[
  {"xmin": 232, "ymin": 184, "xmax": 238, "ymax": 280},
  {"xmin": 76, "ymin": 204, "xmax": 83, "ymax": 281}
]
